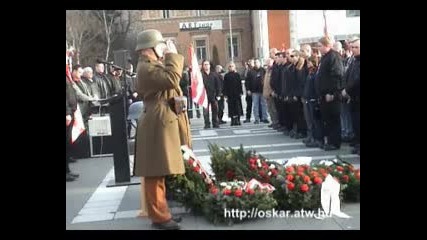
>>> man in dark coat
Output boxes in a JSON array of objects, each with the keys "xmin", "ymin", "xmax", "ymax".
[
  {"xmin": 223, "ymin": 62, "xmax": 243, "ymax": 126},
  {"xmin": 315, "ymin": 36, "xmax": 344, "ymax": 151}
]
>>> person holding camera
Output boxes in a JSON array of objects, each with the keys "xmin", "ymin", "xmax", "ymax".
[{"xmin": 133, "ymin": 29, "xmax": 191, "ymax": 230}]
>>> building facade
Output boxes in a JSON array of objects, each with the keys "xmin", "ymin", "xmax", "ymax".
[
  {"xmin": 131, "ymin": 10, "xmax": 359, "ymax": 69},
  {"xmin": 133, "ymin": 10, "xmax": 254, "ymax": 70}
]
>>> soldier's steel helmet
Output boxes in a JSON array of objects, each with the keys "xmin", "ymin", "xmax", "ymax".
[{"xmin": 135, "ymin": 29, "xmax": 166, "ymax": 51}]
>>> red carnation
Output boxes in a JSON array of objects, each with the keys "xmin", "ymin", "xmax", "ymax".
[
  {"xmin": 303, "ymin": 175, "xmax": 311, "ymax": 183},
  {"xmin": 297, "ymin": 166, "xmax": 305, "ymax": 173},
  {"xmin": 247, "ymin": 188, "xmax": 255, "ymax": 195},
  {"xmin": 271, "ymin": 169, "xmax": 278, "ymax": 176},
  {"xmin": 286, "ymin": 166, "xmax": 295, "ymax": 173},
  {"xmin": 210, "ymin": 187, "xmax": 218, "ymax": 195},
  {"xmin": 259, "ymin": 170, "xmax": 266, "ymax": 177},
  {"xmin": 300, "ymin": 184, "xmax": 309, "ymax": 193},
  {"xmin": 223, "ymin": 189, "xmax": 231, "ymax": 195},
  {"xmin": 188, "ymin": 158, "xmax": 194, "ymax": 166},
  {"xmin": 311, "ymin": 171, "xmax": 319, "ymax": 177},
  {"xmin": 322, "ymin": 173, "xmax": 328, "ymax": 178},
  {"xmin": 342, "ymin": 175, "xmax": 349, "ymax": 183},
  {"xmin": 234, "ymin": 189, "xmax": 243, "ymax": 197},
  {"xmin": 286, "ymin": 174, "xmax": 294, "ymax": 181},
  {"xmin": 287, "ymin": 182, "xmax": 295, "ymax": 190},
  {"xmin": 249, "ymin": 157, "xmax": 257, "ymax": 165},
  {"xmin": 250, "ymin": 164, "xmax": 257, "ymax": 170},
  {"xmin": 226, "ymin": 170, "xmax": 235, "ymax": 180},
  {"xmin": 313, "ymin": 177, "xmax": 323, "ymax": 185},
  {"xmin": 336, "ymin": 166, "xmax": 344, "ymax": 172},
  {"xmin": 193, "ymin": 166, "xmax": 200, "ymax": 172},
  {"xmin": 319, "ymin": 168, "xmax": 326, "ymax": 174},
  {"xmin": 297, "ymin": 172, "xmax": 305, "ymax": 177}
]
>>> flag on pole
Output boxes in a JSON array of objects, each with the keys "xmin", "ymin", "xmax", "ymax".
[
  {"xmin": 188, "ymin": 44, "xmax": 208, "ymax": 109},
  {"xmin": 71, "ymin": 105, "xmax": 86, "ymax": 143},
  {"xmin": 323, "ymin": 10, "xmax": 328, "ymax": 36},
  {"xmin": 281, "ymin": 43, "xmax": 286, "ymax": 52},
  {"xmin": 66, "ymin": 48, "xmax": 73, "ymax": 82}
]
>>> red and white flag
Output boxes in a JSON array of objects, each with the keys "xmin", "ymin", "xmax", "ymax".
[
  {"xmin": 188, "ymin": 44, "xmax": 208, "ymax": 109},
  {"xmin": 71, "ymin": 105, "xmax": 86, "ymax": 143}
]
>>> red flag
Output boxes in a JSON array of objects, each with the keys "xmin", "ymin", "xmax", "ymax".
[
  {"xmin": 71, "ymin": 105, "xmax": 86, "ymax": 143},
  {"xmin": 188, "ymin": 45, "xmax": 208, "ymax": 109},
  {"xmin": 66, "ymin": 50, "xmax": 73, "ymax": 82}
]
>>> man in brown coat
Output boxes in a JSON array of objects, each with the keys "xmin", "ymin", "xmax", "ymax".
[{"xmin": 133, "ymin": 29, "xmax": 191, "ymax": 230}]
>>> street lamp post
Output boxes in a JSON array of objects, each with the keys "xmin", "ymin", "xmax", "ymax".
[{"xmin": 229, "ymin": 10, "xmax": 234, "ymax": 62}]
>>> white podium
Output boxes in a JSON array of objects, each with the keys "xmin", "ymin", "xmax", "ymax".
[{"xmin": 88, "ymin": 114, "xmax": 113, "ymax": 157}]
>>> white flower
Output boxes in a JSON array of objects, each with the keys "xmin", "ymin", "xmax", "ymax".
[
  {"xmin": 268, "ymin": 171, "xmax": 272, "ymax": 176},
  {"xmin": 220, "ymin": 182, "xmax": 227, "ymax": 187},
  {"xmin": 226, "ymin": 186, "xmax": 232, "ymax": 190},
  {"xmin": 192, "ymin": 162, "xmax": 197, "ymax": 167},
  {"xmin": 257, "ymin": 159, "xmax": 261, "ymax": 164},
  {"xmin": 183, "ymin": 152, "xmax": 190, "ymax": 160},
  {"xmin": 269, "ymin": 164, "xmax": 276, "ymax": 169},
  {"xmin": 257, "ymin": 163, "xmax": 262, "ymax": 168},
  {"xmin": 238, "ymin": 181, "xmax": 245, "ymax": 186}
]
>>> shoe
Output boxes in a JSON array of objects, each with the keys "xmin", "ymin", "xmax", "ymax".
[
  {"xmin": 213, "ymin": 125, "xmax": 220, "ymax": 128},
  {"xmin": 243, "ymin": 119, "xmax": 251, "ymax": 123},
  {"xmin": 219, "ymin": 120, "xmax": 227, "ymax": 124},
  {"xmin": 305, "ymin": 141, "xmax": 319, "ymax": 148},
  {"xmin": 68, "ymin": 172, "xmax": 79, "ymax": 178},
  {"xmin": 295, "ymin": 133, "xmax": 306, "ymax": 139},
  {"xmin": 66, "ymin": 173, "xmax": 77, "ymax": 182},
  {"xmin": 172, "ymin": 216, "xmax": 182, "ymax": 223},
  {"xmin": 204, "ymin": 125, "xmax": 211, "ymax": 129},
  {"xmin": 277, "ymin": 127, "xmax": 286, "ymax": 132},
  {"xmin": 152, "ymin": 219, "xmax": 181, "ymax": 230},
  {"xmin": 289, "ymin": 130, "xmax": 296, "ymax": 138},
  {"xmin": 262, "ymin": 119, "xmax": 270, "ymax": 124},
  {"xmin": 323, "ymin": 144, "xmax": 340, "ymax": 151}
]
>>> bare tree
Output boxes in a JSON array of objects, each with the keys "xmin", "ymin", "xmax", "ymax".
[
  {"xmin": 93, "ymin": 10, "xmax": 130, "ymax": 61},
  {"xmin": 66, "ymin": 10, "xmax": 101, "ymax": 64}
]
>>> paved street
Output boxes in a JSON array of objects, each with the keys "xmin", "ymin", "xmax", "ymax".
[{"xmin": 66, "ymin": 101, "xmax": 360, "ymax": 230}]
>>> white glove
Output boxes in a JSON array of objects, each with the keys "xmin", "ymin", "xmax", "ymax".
[{"xmin": 166, "ymin": 40, "xmax": 178, "ymax": 54}]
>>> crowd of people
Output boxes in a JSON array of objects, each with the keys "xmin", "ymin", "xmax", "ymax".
[
  {"xmin": 181, "ymin": 35, "xmax": 360, "ymax": 155},
  {"xmin": 65, "ymin": 60, "xmax": 139, "ymax": 182}
]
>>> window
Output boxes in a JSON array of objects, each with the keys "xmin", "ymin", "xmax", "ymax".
[
  {"xmin": 346, "ymin": 10, "xmax": 360, "ymax": 17},
  {"xmin": 227, "ymin": 36, "xmax": 239, "ymax": 59},
  {"xmin": 196, "ymin": 10, "xmax": 202, "ymax": 17},
  {"xmin": 163, "ymin": 10, "xmax": 170, "ymax": 18},
  {"xmin": 195, "ymin": 39, "xmax": 207, "ymax": 61}
]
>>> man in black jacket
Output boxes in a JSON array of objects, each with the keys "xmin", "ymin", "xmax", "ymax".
[
  {"xmin": 246, "ymin": 59, "xmax": 268, "ymax": 124},
  {"xmin": 342, "ymin": 38, "xmax": 360, "ymax": 155},
  {"xmin": 315, "ymin": 36, "xmax": 344, "ymax": 151},
  {"xmin": 66, "ymin": 78, "xmax": 80, "ymax": 182},
  {"xmin": 201, "ymin": 60, "xmax": 222, "ymax": 128}
]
